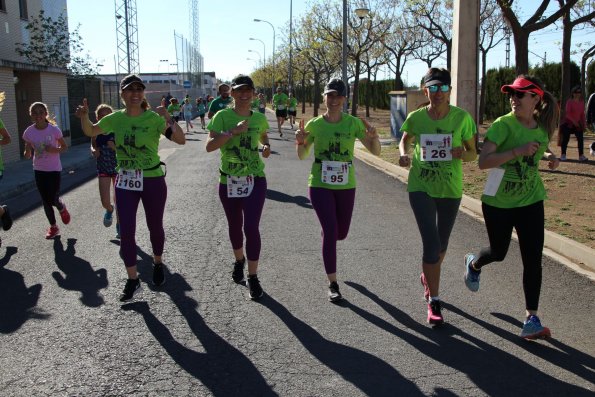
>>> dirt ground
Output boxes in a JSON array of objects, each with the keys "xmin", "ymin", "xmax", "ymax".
[{"xmin": 293, "ymin": 104, "xmax": 595, "ymax": 249}]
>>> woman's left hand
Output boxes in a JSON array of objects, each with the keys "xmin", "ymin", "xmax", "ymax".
[
  {"xmin": 262, "ymin": 144, "xmax": 271, "ymax": 158},
  {"xmin": 451, "ymin": 146, "xmax": 464, "ymax": 159},
  {"xmin": 548, "ymin": 157, "xmax": 560, "ymax": 170},
  {"xmin": 155, "ymin": 98, "xmax": 170, "ymax": 119}
]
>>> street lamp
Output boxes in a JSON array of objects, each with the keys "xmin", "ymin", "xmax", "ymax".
[
  {"xmin": 249, "ymin": 38, "xmax": 266, "ymax": 67},
  {"xmin": 254, "ymin": 18, "xmax": 275, "ymax": 100},
  {"xmin": 342, "ymin": 1, "xmax": 370, "ymax": 111},
  {"xmin": 248, "ymin": 49, "xmax": 262, "ymax": 67}
]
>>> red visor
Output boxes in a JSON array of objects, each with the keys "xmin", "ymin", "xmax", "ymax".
[{"xmin": 501, "ymin": 77, "xmax": 544, "ymax": 98}]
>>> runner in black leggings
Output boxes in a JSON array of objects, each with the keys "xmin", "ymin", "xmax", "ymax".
[
  {"xmin": 205, "ymin": 75, "xmax": 271, "ymax": 301},
  {"xmin": 464, "ymin": 75, "xmax": 559, "ymax": 340}
]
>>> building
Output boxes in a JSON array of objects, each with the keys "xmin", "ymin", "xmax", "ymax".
[{"xmin": 0, "ymin": 0, "xmax": 70, "ymax": 165}]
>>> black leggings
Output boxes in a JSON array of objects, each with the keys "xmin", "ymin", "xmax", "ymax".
[
  {"xmin": 34, "ymin": 170, "xmax": 64, "ymax": 225},
  {"xmin": 560, "ymin": 123, "xmax": 584, "ymax": 156},
  {"xmin": 474, "ymin": 201, "xmax": 544, "ymax": 311}
]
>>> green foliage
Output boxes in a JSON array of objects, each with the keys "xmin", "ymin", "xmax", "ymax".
[
  {"xmin": 483, "ymin": 62, "xmax": 582, "ymax": 120},
  {"xmin": 357, "ymin": 79, "xmax": 393, "ymax": 110},
  {"xmin": 14, "ymin": 10, "xmax": 98, "ymax": 76}
]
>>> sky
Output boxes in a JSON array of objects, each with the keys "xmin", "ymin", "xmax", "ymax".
[{"xmin": 67, "ymin": 0, "xmax": 594, "ymax": 87}]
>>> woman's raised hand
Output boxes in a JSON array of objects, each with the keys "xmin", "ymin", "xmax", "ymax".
[
  {"xmin": 295, "ymin": 119, "xmax": 308, "ymax": 144},
  {"xmin": 360, "ymin": 117, "xmax": 378, "ymax": 139},
  {"xmin": 75, "ymin": 98, "xmax": 89, "ymax": 119},
  {"xmin": 155, "ymin": 98, "xmax": 169, "ymax": 118}
]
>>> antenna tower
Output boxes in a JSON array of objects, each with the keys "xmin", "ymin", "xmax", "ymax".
[{"xmin": 115, "ymin": 0, "xmax": 140, "ymax": 75}]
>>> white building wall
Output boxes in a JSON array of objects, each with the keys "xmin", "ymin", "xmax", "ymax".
[{"xmin": 0, "ymin": 67, "xmax": 19, "ymax": 164}]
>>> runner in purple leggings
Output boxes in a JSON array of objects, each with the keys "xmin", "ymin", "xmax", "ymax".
[
  {"xmin": 78, "ymin": 74, "xmax": 185, "ymax": 302},
  {"xmin": 295, "ymin": 78, "xmax": 380, "ymax": 302}
]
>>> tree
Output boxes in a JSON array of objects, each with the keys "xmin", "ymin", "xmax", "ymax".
[
  {"xmin": 496, "ymin": 0, "xmax": 579, "ymax": 75},
  {"xmin": 407, "ymin": 0, "xmax": 453, "ymax": 69},
  {"xmin": 15, "ymin": 10, "xmax": 99, "ymax": 76},
  {"xmin": 382, "ymin": 9, "xmax": 421, "ymax": 90},
  {"xmin": 478, "ymin": 0, "xmax": 507, "ymax": 123}
]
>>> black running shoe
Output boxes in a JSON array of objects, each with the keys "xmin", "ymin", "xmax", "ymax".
[
  {"xmin": 247, "ymin": 274, "xmax": 263, "ymax": 300},
  {"xmin": 328, "ymin": 281, "xmax": 342, "ymax": 303},
  {"xmin": 153, "ymin": 262, "xmax": 165, "ymax": 286},
  {"xmin": 1, "ymin": 205, "xmax": 13, "ymax": 231},
  {"xmin": 120, "ymin": 278, "xmax": 141, "ymax": 302},
  {"xmin": 232, "ymin": 257, "xmax": 246, "ymax": 283}
]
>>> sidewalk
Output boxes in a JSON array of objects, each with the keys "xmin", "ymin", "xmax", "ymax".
[
  {"xmin": 0, "ymin": 143, "xmax": 95, "ymax": 203},
  {"xmin": 355, "ymin": 139, "xmax": 595, "ymax": 280}
]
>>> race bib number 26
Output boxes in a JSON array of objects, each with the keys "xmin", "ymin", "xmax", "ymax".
[
  {"xmin": 116, "ymin": 169, "xmax": 144, "ymax": 191},
  {"xmin": 420, "ymin": 134, "xmax": 453, "ymax": 161}
]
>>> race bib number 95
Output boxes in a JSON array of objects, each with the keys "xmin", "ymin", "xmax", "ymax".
[
  {"xmin": 321, "ymin": 161, "xmax": 349, "ymax": 185},
  {"xmin": 116, "ymin": 169, "xmax": 144, "ymax": 191},
  {"xmin": 420, "ymin": 134, "xmax": 452, "ymax": 161}
]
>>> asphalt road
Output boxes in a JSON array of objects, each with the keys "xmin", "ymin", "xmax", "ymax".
[{"xmin": 0, "ymin": 115, "xmax": 593, "ymax": 396}]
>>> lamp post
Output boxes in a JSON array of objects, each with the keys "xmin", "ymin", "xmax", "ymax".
[
  {"xmin": 288, "ymin": 0, "xmax": 293, "ymax": 91},
  {"xmin": 249, "ymin": 38, "xmax": 266, "ymax": 68},
  {"xmin": 170, "ymin": 62, "xmax": 178, "ymax": 95},
  {"xmin": 341, "ymin": 1, "xmax": 370, "ymax": 112},
  {"xmin": 248, "ymin": 49, "xmax": 262, "ymax": 67},
  {"xmin": 254, "ymin": 18, "xmax": 275, "ymax": 100}
]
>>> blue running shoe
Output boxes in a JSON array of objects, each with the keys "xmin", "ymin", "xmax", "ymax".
[
  {"xmin": 520, "ymin": 315, "xmax": 551, "ymax": 340},
  {"xmin": 115, "ymin": 223, "xmax": 120, "ymax": 239},
  {"xmin": 464, "ymin": 253, "xmax": 480, "ymax": 292},
  {"xmin": 103, "ymin": 209, "xmax": 113, "ymax": 227}
]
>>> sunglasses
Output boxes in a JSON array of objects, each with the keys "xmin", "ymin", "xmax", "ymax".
[
  {"xmin": 507, "ymin": 90, "xmax": 536, "ymax": 99},
  {"xmin": 427, "ymin": 84, "xmax": 450, "ymax": 93}
]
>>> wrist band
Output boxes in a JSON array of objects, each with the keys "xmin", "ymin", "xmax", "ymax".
[{"xmin": 222, "ymin": 131, "xmax": 233, "ymax": 137}]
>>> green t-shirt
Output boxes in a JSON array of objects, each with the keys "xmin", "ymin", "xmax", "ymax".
[
  {"xmin": 304, "ymin": 114, "xmax": 366, "ymax": 190},
  {"xmin": 207, "ymin": 109, "xmax": 269, "ymax": 184},
  {"xmin": 273, "ymin": 93, "xmax": 289, "ymax": 110},
  {"xmin": 400, "ymin": 105, "xmax": 476, "ymax": 198},
  {"xmin": 208, "ymin": 96, "xmax": 232, "ymax": 116},
  {"xmin": 97, "ymin": 110, "xmax": 166, "ymax": 177},
  {"xmin": 288, "ymin": 97, "xmax": 298, "ymax": 111},
  {"xmin": 167, "ymin": 103, "xmax": 181, "ymax": 116},
  {"xmin": 0, "ymin": 117, "xmax": 5, "ymax": 172},
  {"xmin": 481, "ymin": 112, "xmax": 549, "ymax": 208}
]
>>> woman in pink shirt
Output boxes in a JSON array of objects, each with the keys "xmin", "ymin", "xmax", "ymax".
[
  {"xmin": 22, "ymin": 102, "xmax": 70, "ymax": 239},
  {"xmin": 559, "ymin": 86, "xmax": 587, "ymax": 162}
]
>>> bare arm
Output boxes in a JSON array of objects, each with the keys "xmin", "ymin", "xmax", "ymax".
[
  {"xmin": 398, "ymin": 132, "xmax": 415, "ymax": 167},
  {"xmin": 478, "ymin": 139, "xmax": 540, "ymax": 170},
  {"xmin": 359, "ymin": 118, "xmax": 380, "ymax": 156},
  {"xmin": 0, "ymin": 128, "xmax": 11, "ymax": 146},
  {"xmin": 76, "ymin": 98, "xmax": 104, "ymax": 137}
]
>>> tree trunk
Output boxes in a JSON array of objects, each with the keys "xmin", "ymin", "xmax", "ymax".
[
  {"xmin": 479, "ymin": 50, "xmax": 487, "ymax": 124},
  {"xmin": 313, "ymin": 71, "xmax": 321, "ymax": 117},
  {"xmin": 560, "ymin": 7, "xmax": 572, "ymax": 119},
  {"xmin": 301, "ymin": 73, "xmax": 306, "ymax": 114},
  {"xmin": 351, "ymin": 59, "xmax": 361, "ymax": 116},
  {"xmin": 512, "ymin": 29, "xmax": 530, "ymax": 75},
  {"xmin": 365, "ymin": 68, "xmax": 371, "ymax": 118}
]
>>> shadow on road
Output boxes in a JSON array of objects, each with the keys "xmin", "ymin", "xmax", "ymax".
[
  {"xmin": 345, "ymin": 281, "xmax": 592, "ymax": 396},
  {"xmin": 0, "ymin": 246, "xmax": 47, "ymax": 333},
  {"xmin": 258, "ymin": 295, "xmax": 423, "ymax": 396},
  {"xmin": 266, "ymin": 189, "xmax": 312, "ymax": 209},
  {"xmin": 51, "ymin": 237, "xmax": 108, "ymax": 307},
  {"xmin": 121, "ymin": 248, "xmax": 277, "ymax": 397}
]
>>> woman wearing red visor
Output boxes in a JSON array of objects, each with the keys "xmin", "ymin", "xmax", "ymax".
[{"xmin": 463, "ymin": 75, "xmax": 559, "ymax": 340}]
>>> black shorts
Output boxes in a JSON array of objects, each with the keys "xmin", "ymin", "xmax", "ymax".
[
  {"xmin": 276, "ymin": 109, "xmax": 287, "ymax": 118},
  {"xmin": 288, "ymin": 110, "xmax": 297, "ymax": 117}
]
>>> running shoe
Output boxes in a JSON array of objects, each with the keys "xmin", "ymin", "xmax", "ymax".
[
  {"xmin": 578, "ymin": 155, "xmax": 588, "ymax": 162},
  {"xmin": 520, "ymin": 315, "xmax": 551, "ymax": 340},
  {"xmin": 247, "ymin": 274, "xmax": 263, "ymax": 300},
  {"xmin": 427, "ymin": 300, "xmax": 444, "ymax": 325},
  {"xmin": 279, "ymin": 131, "xmax": 283, "ymax": 137},
  {"xmin": 328, "ymin": 281, "xmax": 343, "ymax": 303},
  {"xmin": 45, "ymin": 225, "xmax": 60, "ymax": 239},
  {"xmin": 464, "ymin": 253, "xmax": 481, "ymax": 292},
  {"xmin": 232, "ymin": 257, "xmax": 246, "ymax": 283},
  {"xmin": 115, "ymin": 223, "xmax": 121, "ymax": 239},
  {"xmin": 119, "ymin": 278, "xmax": 142, "ymax": 302},
  {"xmin": 559, "ymin": 154, "xmax": 567, "ymax": 161},
  {"xmin": 420, "ymin": 272, "xmax": 430, "ymax": 302},
  {"xmin": 59, "ymin": 204, "xmax": 71, "ymax": 225},
  {"xmin": 103, "ymin": 208, "xmax": 113, "ymax": 227},
  {"xmin": 1, "ymin": 205, "xmax": 13, "ymax": 231},
  {"xmin": 153, "ymin": 262, "xmax": 165, "ymax": 286}
]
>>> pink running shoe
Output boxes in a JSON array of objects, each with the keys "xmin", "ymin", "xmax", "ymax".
[
  {"xmin": 427, "ymin": 300, "xmax": 444, "ymax": 325},
  {"xmin": 45, "ymin": 225, "xmax": 60, "ymax": 239},
  {"xmin": 420, "ymin": 273, "xmax": 430, "ymax": 303},
  {"xmin": 59, "ymin": 204, "xmax": 71, "ymax": 225}
]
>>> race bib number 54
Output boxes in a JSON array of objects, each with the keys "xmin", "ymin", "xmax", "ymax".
[
  {"xmin": 420, "ymin": 134, "xmax": 453, "ymax": 161},
  {"xmin": 227, "ymin": 175, "xmax": 254, "ymax": 198},
  {"xmin": 116, "ymin": 169, "xmax": 144, "ymax": 191}
]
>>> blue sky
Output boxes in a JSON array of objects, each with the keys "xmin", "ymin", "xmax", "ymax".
[{"xmin": 67, "ymin": 0, "xmax": 594, "ymax": 86}]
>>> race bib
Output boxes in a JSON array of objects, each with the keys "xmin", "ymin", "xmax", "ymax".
[
  {"xmin": 227, "ymin": 175, "xmax": 254, "ymax": 198},
  {"xmin": 289, "ymin": 107, "xmax": 296, "ymax": 111},
  {"xmin": 277, "ymin": 104, "xmax": 286, "ymax": 110},
  {"xmin": 116, "ymin": 169, "xmax": 143, "ymax": 191},
  {"xmin": 420, "ymin": 134, "xmax": 452, "ymax": 161},
  {"xmin": 173, "ymin": 111, "xmax": 180, "ymax": 116},
  {"xmin": 321, "ymin": 161, "xmax": 349, "ymax": 185}
]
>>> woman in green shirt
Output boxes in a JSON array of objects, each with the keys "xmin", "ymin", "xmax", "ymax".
[
  {"xmin": 206, "ymin": 75, "xmax": 271, "ymax": 301},
  {"xmin": 464, "ymin": 75, "xmax": 559, "ymax": 340}
]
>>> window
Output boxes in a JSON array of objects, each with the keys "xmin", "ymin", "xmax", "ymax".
[
  {"xmin": 0, "ymin": 0, "xmax": 6, "ymax": 12},
  {"xmin": 19, "ymin": 0, "xmax": 28, "ymax": 20}
]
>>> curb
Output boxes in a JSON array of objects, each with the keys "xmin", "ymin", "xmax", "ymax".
[{"xmin": 354, "ymin": 147, "xmax": 595, "ymax": 281}]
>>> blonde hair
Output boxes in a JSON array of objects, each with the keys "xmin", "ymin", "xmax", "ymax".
[{"xmin": 29, "ymin": 102, "xmax": 56, "ymax": 125}]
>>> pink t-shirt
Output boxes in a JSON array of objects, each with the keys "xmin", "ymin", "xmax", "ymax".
[
  {"xmin": 22, "ymin": 123, "xmax": 63, "ymax": 171},
  {"xmin": 564, "ymin": 99, "xmax": 586, "ymax": 128}
]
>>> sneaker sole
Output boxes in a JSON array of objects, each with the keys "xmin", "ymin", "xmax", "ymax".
[
  {"xmin": 120, "ymin": 284, "xmax": 142, "ymax": 302},
  {"xmin": 328, "ymin": 296, "xmax": 343, "ymax": 303},
  {"xmin": 521, "ymin": 327, "xmax": 551, "ymax": 340},
  {"xmin": 464, "ymin": 254, "xmax": 480, "ymax": 292}
]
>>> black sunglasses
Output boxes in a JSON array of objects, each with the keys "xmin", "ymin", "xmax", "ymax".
[{"xmin": 507, "ymin": 90, "xmax": 536, "ymax": 99}]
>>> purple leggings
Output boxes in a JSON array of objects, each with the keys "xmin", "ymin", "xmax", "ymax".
[
  {"xmin": 218, "ymin": 177, "xmax": 267, "ymax": 261},
  {"xmin": 116, "ymin": 176, "xmax": 167, "ymax": 267},
  {"xmin": 309, "ymin": 187, "xmax": 356, "ymax": 274}
]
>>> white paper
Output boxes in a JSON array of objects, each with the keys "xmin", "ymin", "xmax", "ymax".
[{"xmin": 483, "ymin": 168, "xmax": 505, "ymax": 196}]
